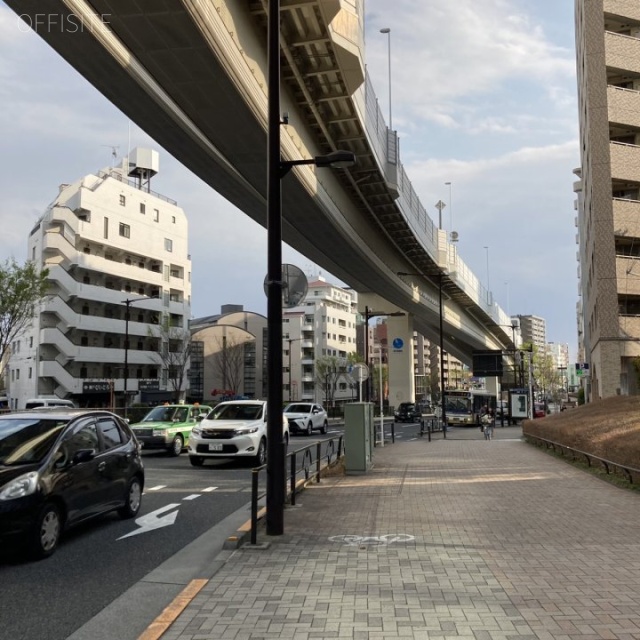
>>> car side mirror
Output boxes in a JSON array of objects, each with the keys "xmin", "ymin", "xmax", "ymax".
[{"xmin": 72, "ymin": 449, "xmax": 96, "ymax": 465}]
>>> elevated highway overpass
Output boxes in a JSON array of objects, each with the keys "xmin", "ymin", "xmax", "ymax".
[{"xmin": 7, "ymin": 0, "xmax": 516, "ymax": 380}]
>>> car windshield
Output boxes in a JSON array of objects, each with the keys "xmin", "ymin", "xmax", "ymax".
[
  {"xmin": 142, "ymin": 406, "xmax": 189, "ymax": 423},
  {"xmin": 445, "ymin": 398, "xmax": 471, "ymax": 413},
  {"xmin": 208, "ymin": 404, "xmax": 263, "ymax": 421},
  {"xmin": 284, "ymin": 404, "xmax": 311, "ymax": 413},
  {"xmin": 0, "ymin": 418, "xmax": 68, "ymax": 466}
]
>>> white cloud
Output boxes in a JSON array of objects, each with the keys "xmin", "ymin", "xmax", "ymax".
[{"xmin": 0, "ymin": 0, "xmax": 582, "ymax": 353}]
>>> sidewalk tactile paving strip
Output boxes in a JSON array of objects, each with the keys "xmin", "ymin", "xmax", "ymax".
[{"xmin": 159, "ymin": 428, "xmax": 640, "ymax": 639}]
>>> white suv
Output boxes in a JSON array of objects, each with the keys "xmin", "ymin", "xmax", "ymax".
[
  {"xmin": 283, "ymin": 402, "xmax": 328, "ymax": 436},
  {"xmin": 188, "ymin": 400, "xmax": 289, "ymax": 466}
]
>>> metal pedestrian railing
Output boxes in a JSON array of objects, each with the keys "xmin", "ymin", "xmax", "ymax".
[
  {"xmin": 525, "ymin": 433, "xmax": 640, "ymax": 484},
  {"xmin": 419, "ymin": 414, "xmax": 446, "ymax": 441},
  {"xmin": 249, "ymin": 434, "xmax": 344, "ymax": 545}
]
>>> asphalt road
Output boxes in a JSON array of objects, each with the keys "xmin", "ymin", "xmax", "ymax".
[
  {"xmin": 0, "ymin": 422, "xmax": 425, "ymax": 640},
  {"xmin": 0, "ymin": 428, "xmax": 351, "ymax": 640}
]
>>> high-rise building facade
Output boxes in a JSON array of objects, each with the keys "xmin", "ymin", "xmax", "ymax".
[
  {"xmin": 516, "ymin": 315, "xmax": 546, "ymax": 353},
  {"xmin": 283, "ymin": 276, "xmax": 358, "ymax": 407},
  {"xmin": 7, "ymin": 149, "xmax": 191, "ymax": 410},
  {"xmin": 575, "ymin": 1, "xmax": 640, "ymax": 398}
]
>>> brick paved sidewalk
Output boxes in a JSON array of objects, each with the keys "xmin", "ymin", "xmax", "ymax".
[{"xmin": 160, "ymin": 427, "xmax": 640, "ymax": 640}]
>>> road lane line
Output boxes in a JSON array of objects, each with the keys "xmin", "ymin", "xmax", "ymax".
[
  {"xmin": 147, "ymin": 485, "xmax": 166, "ymax": 491},
  {"xmin": 137, "ymin": 578, "xmax": 208, "ymax": 640},
  {"xmin": 202, "ymin": 487, "xmax": 218, "ymax": 492},
  {"xmin": 182, "ymin": 494, "xmax": 200, "ymax": 501}
]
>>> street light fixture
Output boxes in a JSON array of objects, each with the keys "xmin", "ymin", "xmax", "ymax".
[
  {"xmin": 267, "ymin": 0, "xmax": 356, "ymax": 536},
  {"xmin": 397, "ymin": 271, "xmax": 447, "ymax": 437},
  {"xmin": 379, "ymin": 28, "xmax": 392, "ymax": 130},
  {"xmin": 445, "ymin": 181, "xmax": 452, "ymax": 233},
  {"xmin": 483, "ymin": 246, "xmax": 490, "ymax": 298},
  {"xmin": 122, "ymin": 296, "xmax": 152, "ymax": 420}
]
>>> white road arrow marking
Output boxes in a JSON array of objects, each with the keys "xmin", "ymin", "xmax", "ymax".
[{"xmin": 118, "ymin": 503, "xmax": 180, "ymax": 540}]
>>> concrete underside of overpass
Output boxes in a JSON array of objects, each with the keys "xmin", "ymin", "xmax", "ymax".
[{"xmin": 6, "ymin": 0, "xmax": 514, "ymax": 363}]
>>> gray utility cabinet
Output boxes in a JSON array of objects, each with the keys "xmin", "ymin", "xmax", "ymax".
[{"xmin": 344, "ymin": 402, "xmax": 374, "ymax": 474}]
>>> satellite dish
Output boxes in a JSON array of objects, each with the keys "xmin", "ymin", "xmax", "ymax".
[
  {"xmin": 263, "ymin": 264, "xmax": 308, "ymax": 308},
  {"xmin": 351, "ymin": 363, "xmax": 369, "ymax": 382},
  {"xmin": 450, "ymin": 231, "xmax": 459, "ymax": 242}
]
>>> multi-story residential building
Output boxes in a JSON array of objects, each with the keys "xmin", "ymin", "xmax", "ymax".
[
  {"xmin": 283, "ymin": 276, "xmax": 358, "ymax": 408},
  {"xmin": 7, "ymin": 148, "xmax": 191, "ymax": 410},
  {"xmin": 574, "ymin": 0, "xmax": 640, "ymax": 398},
  {"xmin": 189, "ymin": 305, "xmax": 267, "ymax": 402},
  {"xmin": 546, "ymin": 343, "xmax": 570, "ymax": 371},
  {"xmin": 516, "ymin": 315, "xmax": 546, "ymax": 353},
  {"xmin": 428, "ymin": 347, "xmax": 466, "ymax": 393}
]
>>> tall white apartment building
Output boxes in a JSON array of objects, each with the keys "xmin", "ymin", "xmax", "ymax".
[
  {"xmin": 7, "ymin": 148, "xmax": 191, "ymax": 410},
  {"xmin": 546, "ymin": 343, "xmax": 570, "ymax": 371},
  {"xmin": 575, "ymin": 0, "xmax": 640, "ymax": 398},
  {"xmin": 516, "ymin": 315, "xmax": 546, "ymax": 353},
  {"xmin": 283, "ymin": 276, "xmax": 358, "ymax": 405}
]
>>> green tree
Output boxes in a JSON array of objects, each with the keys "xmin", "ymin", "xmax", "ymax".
[{"xmin": 0, "ymin": 259, "xmax": 49, "ymax": 378}]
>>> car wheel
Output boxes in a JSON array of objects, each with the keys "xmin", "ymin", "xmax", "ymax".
[
  {"xmin": 30, "ymin": 502, "xmax": 63, "ymax": 559},
  {"xmin": 190, "ymin": 456, "xmax": 204, "ymax": 467},
  {"xmin": 118, "ymin": 476, "xmax": 142, "ymax": 519},
  {"xmin": 254, "ymin": 439, "xmax": 267, "ymax": 466},
  {"xmin": 169, "ymin": 434, "xmax": 183, "ymax": 457},
  {"xmin": 306, "ymin": 421, "xmax": 313, "ymax": 436},
  {"xmin": 320, "ymin": 421, "xmax": 327, "ymax": 434}
]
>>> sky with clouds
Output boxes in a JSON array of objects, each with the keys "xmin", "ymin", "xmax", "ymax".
[{"xmin": 0, "ymin": 0, "xmax": 580, "ymax": 358}]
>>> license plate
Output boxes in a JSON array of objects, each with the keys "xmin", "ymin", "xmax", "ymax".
[{"xmin": 209, "ymin": 443, "xmax": 223, "ymax": 451}]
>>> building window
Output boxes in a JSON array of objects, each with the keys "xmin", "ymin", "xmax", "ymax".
[
  {"xmin": 119, "ymin": 223, "xmax": 130, "ymax": 238},
  {"xmin": 29, "ymin": 337, "xmax": 33, "ymax": 348},
  {"xmin": 119, "ymin": 194, "xmax": 126, "ymax": 206},
  {"xmin": 28, "ymin": 367, "xmax": 32, "ymax": 379},
  {"xmin": 164, "ymin": 238, "xmax": 173, "ymax": 252},
  {"xmin": 172, "ymin": 215, "xmax": 176, "ymax": 223},
  {"xmin": 104, "ymin": 217, "xmax": 109, "ymax": 239},
  {"xmin": 140, "ymin": 203, "xmax": 146, "ymax": 214},
  {"xmin": 16, "ymin": 369, "xmax": 19, "ymax": 380},
  {"xmin": 154, "ymin": 209, "xmax": 159, "ymax": 222}
]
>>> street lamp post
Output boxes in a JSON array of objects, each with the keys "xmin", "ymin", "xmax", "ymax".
[
  {"xmin": 267, "ymin": 0, "xmax": 356, "ymax": 536},
  {"xmin": 445, "ymin": 181, "xmax": 452, "ymax": 233},
  {"xmin": 435, "ymin": 200, "xmax": 446, "ymax": 230},
  {"xmin": 483, "ymin": 246, "xmax": 490, "ymax": 299},
  {"xmin": 380, "ymin": 28, "xmax": 392, "ymax": 130},
  {"xmin": 397, "ymin": 271, "xmax": 447, "ymax": 438}
]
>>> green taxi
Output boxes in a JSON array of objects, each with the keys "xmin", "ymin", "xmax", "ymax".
[{"xmin": 130, "ymin": 404, "xmax": 212, "ymax": 456}]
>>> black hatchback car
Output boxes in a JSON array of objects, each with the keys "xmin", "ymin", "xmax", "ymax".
[
  {"xmin": 0, "ymin": 409, "xmax": 144, "ymax": 559},
  {"xmin": 394, "ymin": 402, "xmax": 421, "ymax": 423}
]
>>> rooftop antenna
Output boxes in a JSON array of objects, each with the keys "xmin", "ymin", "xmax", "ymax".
[{"xmin": 102, "ymin": 145, "xmax": 120, "ymax": 167}]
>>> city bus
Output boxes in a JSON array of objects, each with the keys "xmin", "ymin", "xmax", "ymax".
[{"xmin": 444, "ymin": 389, "xmax": 496, "ymax": 427}]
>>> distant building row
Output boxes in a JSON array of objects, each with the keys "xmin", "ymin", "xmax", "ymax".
[{"xmin": 4, "ymin": 150, "xmax": 566, "ymax": 411}]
